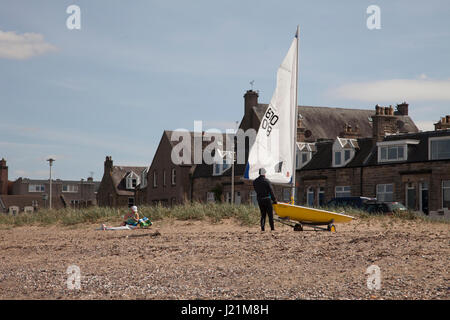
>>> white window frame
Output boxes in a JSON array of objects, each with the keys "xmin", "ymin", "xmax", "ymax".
[
  {"xmin": 307, "ymin": 187, "xmax": 315, "ymax": 207},
  {"xmin": 62, "ymin": 184, "xmax": 79, "ymax": 193},
  {"xmin": 249, "ymin": 191, "xmax": 258, "ymax": 206},
  {"xmin": 429, "ymin": 136, "xmax": 450, "ymax": 160},
  {"xmin": 206, "ymin": 192, "xmax": 215, "ymax": 203},
  {"xmin": 377, "ymin": 139, "xmax": 419, "ymax": 163},
  {"xmin": 28, "ymin": 184, "xmax": 45, "ymax": 192},
  {"xmin": 377, "ymin": 183, "xmax": 394, "ymax": 202},
  {"xmin": 140, "ymin": 168, "xmax": 148, "ymax": 189},
  {"xmin": 126, "ymin": 172, "xmax": 140, "ymax": 190},
  {"xmin": 332, "ymin": 138, "xmax": 356, "ymax": 167},
  {"xmin": 335, "ymin": 186, "xmax": 351, "ymax": 198},
  {"xmin": 379, "ymin": 145, "xmax": 406, "ymax": 162},
  {"xmin": 296, "ymin": 142, "xmax": 315, "ymax": 169}
]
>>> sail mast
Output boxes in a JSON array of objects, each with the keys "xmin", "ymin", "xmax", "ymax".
[{"xmin": 290, "ymin": 25, "xmax": 299, "ymax": 205}]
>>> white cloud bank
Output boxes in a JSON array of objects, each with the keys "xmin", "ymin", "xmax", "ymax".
[
  {"xmin": 0, "ymin": 30, "xmax": 57, "ymax": 60},
  {"xmin": 330, "ymin": 78, "xmax": 450, "ymax": 102}
]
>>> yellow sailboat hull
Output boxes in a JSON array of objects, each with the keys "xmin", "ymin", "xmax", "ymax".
[{"xmin": 273, "ymin": 203, "xmax": 354, "ymax": 224}]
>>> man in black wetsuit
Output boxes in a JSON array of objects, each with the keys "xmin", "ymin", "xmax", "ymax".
[{"xmin": 253, "ymin": 168, "xmax": 277, "ymax": 231}]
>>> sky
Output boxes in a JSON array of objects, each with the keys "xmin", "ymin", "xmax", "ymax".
[{"xmin": 0, "ymin": 0, "xmax": 449, "ymax": 181}]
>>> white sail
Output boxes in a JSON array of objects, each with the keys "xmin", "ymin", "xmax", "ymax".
[{"xmin": 244, "ymin": 31, "xmax": 298, "ymax": 184}]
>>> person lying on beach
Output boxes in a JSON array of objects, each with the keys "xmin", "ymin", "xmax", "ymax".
[{"xmin": 122, "ymin": 206, "xmax": 152, "ymax": 228}]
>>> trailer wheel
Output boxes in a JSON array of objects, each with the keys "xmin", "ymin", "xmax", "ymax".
[{"xmin": 293, "ymin": 224, "xmax": 303, "ymax": 231}]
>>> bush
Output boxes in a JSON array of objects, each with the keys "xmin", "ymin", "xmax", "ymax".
[{"xmin": 0, "ymin": 202, "xmax": 261, "ymax": 227}]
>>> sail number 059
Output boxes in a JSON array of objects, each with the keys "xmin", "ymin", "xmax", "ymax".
[{"xmin": 261, "ymin": 107, "xmax": 279, "ymax": 136}]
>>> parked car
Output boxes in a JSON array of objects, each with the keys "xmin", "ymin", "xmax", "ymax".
[
  {"xmin": 363, "ymin": 201, "xmax": 408, "ymax": 215},
  {"xmin": 327, "ymin": 197, "xmax": 376, "ymax": 209}
]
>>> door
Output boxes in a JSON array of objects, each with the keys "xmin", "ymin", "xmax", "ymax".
[
  {"xmin": 234, "ymin": 191, "xmax": 241, "ymax": 205},
  {"xmin": 420, "ymin": 182, "xmax": 429, "ymax": 215},
  {"xmin": 406, "ymin": 183, "xmax": 416, "ymax": 210}
]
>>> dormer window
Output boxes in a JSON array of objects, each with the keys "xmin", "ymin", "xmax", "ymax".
[
  {"xmin": 332, "ymin": 137, "xmax": 357, "ymax": 167},
  {"xmin": 212, "ymin": 148, "xmax": 233, "ymax": 176},
  {"xmin": 429, "ymin": 136, "xmax": 450, "ymax": 160},
  {"xmin": 126, "ymin": 172, "xmax": 140, "ymax": 190},
  {"xmin": 296, "ymin": 142, "xmax": 316, "ymax": 169},
  {"xmin": 377, "ymin": 139, "xmax": 419, "ymax": 163},
  {"xmin": 140, "ymin": 168, "xmax": 148, "ymax": 189}
]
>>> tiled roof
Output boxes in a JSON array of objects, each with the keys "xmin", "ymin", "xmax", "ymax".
[
  {"xmin": 111, "ymin": 166, "xmax": 147, "ymax": 196},
  {"xmin": 252, "ymin": 104, "xmax": 418, "ymax": 140}
]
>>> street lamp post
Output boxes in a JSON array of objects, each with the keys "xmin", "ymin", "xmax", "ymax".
[{"xmin": 47, "ymin": 158, "xmax": 55, "ymax": 209}]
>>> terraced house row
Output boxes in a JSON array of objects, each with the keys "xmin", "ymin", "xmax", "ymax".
[{"xmin": 96, "ymin": 89, "xmax": 450, "ymax": 217}]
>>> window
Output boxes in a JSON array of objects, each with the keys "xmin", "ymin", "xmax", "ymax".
[
  {"xmin": 380, "ymin": 145, "xmax": 406, "ymax": 162},
  {"xmin": 141, "ymin": 169, "xmax": 148, "ymax": 188},
  {"xmin": 377, "ymin": 184, "xmax": 394, "ymax": 202},
  {"xmin": 307, "ymin": 187, "xmax": 315, "ymax": 207},
  {"xmin": 62, "ymin": 185, "xmax": 78, "ymax": 193},
  {"xmin": 29, "ymin": 184, "xmax": 45, "ymax": 192},
  {"xmin": 70, "ymin": 200, "xmax": 80, "ymax": 205},
  {"xmin": 249, "ymin": 191, "xmax": 258, "ymax": 206},
  {"xmin": 206, "ymin": 192, "xmax": 215, "ymax": 203},
  {"xmin": 126, "ymin": 173, "xmax": 139, "ymax": 190},
  {"xmin": 335, "ymin": 186, "xmax": 351, "ymax": 198},
  {"xmin": 302, "ymin": 153, "xmax": 308, "ymax": 164},
  {"xmin": 344, "ymin": 150, "xmax": 351, "ymax": 161},
  {"xmin": 318, "ymin": 187, "xmax": 325, "ymax": 206},
  {"xmin": 335, "ymin": 152, "xmax": 342, "ymax": 166},
  {"xmin": 213, "ymin": 159, "xmax": 231, "ymax": 176},
  {"xmin": 443, "ymin": 180, "xmax": 450, "ymax": 209},
  {"xmin": 153, "ymin": 171, "xmax": 158, "ymax": 188},
  {"xmin": 171, "ymin": 168, "xmax": 176, "ymax": 185},
  {"xmin": 430, "ymin": 138, "xmax": 450, "ymax": 160}
]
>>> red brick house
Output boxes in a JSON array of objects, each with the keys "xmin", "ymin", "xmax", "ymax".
[
  {"xmin": 297, "ymin": 120, "xmax": 450, "ymax": 216},
  {"xmin": 97, "ymin": 156, "xmax": 146, "ymax": 207},
  {"xmin": 191, "ymin": 90, "xmax": 419, "ymax": 205},
  {"xmin": 0, "ymin": 158, "xmax": 99, "ymax": 213}
]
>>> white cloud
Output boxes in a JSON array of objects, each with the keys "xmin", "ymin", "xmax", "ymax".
[
  {"xmin": 330, "ymin": 78, "xmax": 450, "ymax": 102},
  {"xmin": 414, "ymin": 120, "xmax": 436, "ymax": 132},
  {"xmin": 0, "ymin": 30, "xmax": 57, "ymax": 60}
]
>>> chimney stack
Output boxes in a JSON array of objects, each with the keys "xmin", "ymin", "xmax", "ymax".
[
  {"xmin": 242, "ymin": 90, "xmax": 259, "ymax": 130},
  {"xmin": 396, "ymin": 102, "xmax": 409, "ymax": 116},
  {"xmin": 372, "ymin": 105, "xmax": 398, "ymax": 141},
  {"xmin": 434, "ymin": 115, "xmax": 450, "ymax": 131},
  {"xmin": 0, "ymin": 158, "xmax": 8, "ymax": 195},
  {"xmin": 104, "ymin": 156, "xmax": 113, "ymax": 173}
]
